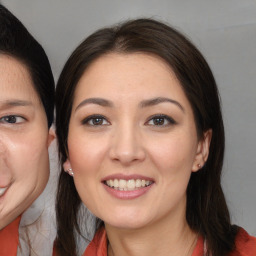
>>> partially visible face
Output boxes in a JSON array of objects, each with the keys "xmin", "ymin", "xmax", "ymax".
[
  {"xmin": 0, "ymin": 54, "xmax": 53, "ymax": 229},
  {"xmin": 65, "ymin": 53, "xmax": 210, "ymax": 230}
]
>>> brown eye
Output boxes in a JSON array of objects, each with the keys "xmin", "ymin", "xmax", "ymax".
[
  {"xmin": 82, "ymin": 115, "xmax": 110, "ymax": 126},
  {"xmin": 5, "ymin": 116, "xmax": 17, "ymax": 123},
  {"xmin": 91, "ymin": 118, "xmax": 104, "ymax": 125},
  {"xmin": 0, "ymin": 115, "xmax": 25, "ymax": 124},
  {"xmin": 146, "ymin": 114, "xmax": 176, "ymax": 126},
  {"xmin": 152, "ymin": 117, "xmax": 165, "ymax": 125}
]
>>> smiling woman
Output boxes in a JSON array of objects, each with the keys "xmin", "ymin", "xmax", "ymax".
[
  {"xmin": 54, "ymin": 19, "xmax": 256, "ymax": 256},
  {"xmin": 0, "ymin": 55, "xmax": 50, "ymax": 223},
  {"xmin": 64, "ymin": 52, "xmax": 206, "ymax": 231},
  {"xmin": 0, "ymin": 4, "xmax": 55, "ymax": 255}
]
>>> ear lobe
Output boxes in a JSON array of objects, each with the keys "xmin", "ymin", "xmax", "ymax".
[
  {"xmin": 192, "ymin": 129, "xmax": 212, "ymax": 172},
  {"xmin": 63, "ymin": 159, "xmax": 74, "ymax": 176},
  {"xmin": 47, "ymin": 128, "xmax": 56, "ymax": 147},
  {"xmin": 63, "ymin": 159, "xmax": 72, "ymax": 171}
]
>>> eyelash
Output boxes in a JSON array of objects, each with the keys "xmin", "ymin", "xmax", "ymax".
[
  {"xmin": 146, "ymin": 114, "xmax": 176, "ymax": 127},
  {"xmin": 0, "ymin": 115, "xmax": 26, "ymax": 124},
  {"xmin": 81, "ymin": 114, "xmax": 176, "ymax": 127},
  {"xmin": 81, "ymin": 115, "xmax": 110, "ymax": 126}
]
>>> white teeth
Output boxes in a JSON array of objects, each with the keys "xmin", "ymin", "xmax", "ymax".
[
  {"xmin": 127, "ymin": 179, "xmax": 135, "ymax": 190},
  {"xmin": 119, "ymin": 179, "xmax": 126, "ymax": 189},
  {"xmin": 106, "ymin": 180, "xmax": 112, "ymax": 186},
  {"xmin": 105, "ymin": 179, "xmax": 152, "ymax": 190},
  {"xmin": 113, "ymin": 179, "xmax": 119, "ymax": 188},
  {"xmin": 135, "ymin": 179, "xmax": 141, "ymax": 188},
  {"xmin": 0, "ymin": 187, "xmax": 7, "ymax": 196}
]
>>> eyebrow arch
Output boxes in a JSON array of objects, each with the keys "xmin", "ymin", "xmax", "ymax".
[
  {"xmin": 140, "ymin": 97, "xmax": 184, "ymax": 112},
  {"xmin": 0, "ymin": 100, "xmax": 32, "ymax": 109},
  {"xmin": 75, "ymin": 98, "xmax": 114, "ymax": 111}
]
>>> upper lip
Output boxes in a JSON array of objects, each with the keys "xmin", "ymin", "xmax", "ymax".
[{"xmin": 102, "ymin": 173, "xmax": 154, "ymax": 182}]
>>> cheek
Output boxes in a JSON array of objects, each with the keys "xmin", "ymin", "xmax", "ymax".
[
  {"xmin": 68, "ymin": 134, "xmax": 110, "ymax": 211},
  {"xmin": 150, "ymin": 140, "xmax": 195, "ymax": 167},
  {"xmin": 0, "ymin": 133, "xmax": 50, "ymax": 227},
  {"xmin": 149, "ymin": 136, "xmax": 197, "ymax": 172},
  {"xmin": 147, "ymin": 136, "xmax": 197, "ymax": 212},
  {"xmin": 68, "ymin": 134, "xmax": 108, "ymax": 175},
  {"xmin": 8, "ymin": 131, "xmax": 50, "ymax": 191}
]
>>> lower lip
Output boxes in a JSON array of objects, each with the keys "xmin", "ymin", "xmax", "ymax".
[{"xmin": 103, "ymin": 183, "xmax": 154, "ymax": 200}]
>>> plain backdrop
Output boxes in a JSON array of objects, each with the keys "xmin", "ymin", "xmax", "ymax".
[{"xmin": 2, "ymin": 0, "xmax": 256, "ymax": 237}]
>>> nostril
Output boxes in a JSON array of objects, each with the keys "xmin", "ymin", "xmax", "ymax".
[
  {"xmin": 110, "ymin": 149, "xmax": 146, "ymax": 165},
  {"xmin": 108, "ymin": 130, "xmax": 146, "ymax": 164}
]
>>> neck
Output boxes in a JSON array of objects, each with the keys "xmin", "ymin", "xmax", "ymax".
[{"xmin": 105, "ymin": 211, "xmax": 197, "ymax": 256}]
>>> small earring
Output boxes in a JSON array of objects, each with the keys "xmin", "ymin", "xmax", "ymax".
[
  {"xmin": 197, "ymin": 164, "xmax": 202, "ymax": 169},
  {"xmin": 65, "ymin": 168, "xmax": 74, "ymax": 176}
]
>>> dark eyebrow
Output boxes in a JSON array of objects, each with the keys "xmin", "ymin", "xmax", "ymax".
[
  {"xmin": 0, "ymin": 100, "xmax": 32, "ymax": 109},
  {"xmin": 140, "ymin": 97, "xmax": 184, "ymax": 112},
  {"xmin": 75, "ymin": 98, "xmax": 114, "ymax": 111}
]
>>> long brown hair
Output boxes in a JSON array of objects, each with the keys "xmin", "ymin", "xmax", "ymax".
[{"xmin": 55, "ymin": 18, "xmax": 238, "ymax": 256}]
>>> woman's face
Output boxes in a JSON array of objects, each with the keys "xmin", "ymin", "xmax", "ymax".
[
  {"xmin": 0, "ymin": 55, "xmax": 53, "ymax": 229},
  {"xmin": 65, "ymin": 53, "xmax": 210, "ymax": 229}
]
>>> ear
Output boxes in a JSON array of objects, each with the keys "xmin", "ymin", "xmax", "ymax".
[
  {"xmin": 47, "ymin": 127, "xmax": 56, "ymax": 147},
  {"xmin": 63, "ymin": 158, "xmax": 72, "ymax": 171},
  {"xmin": 192, "ymin": 129, "xmax": 212, "ymax": 172}
]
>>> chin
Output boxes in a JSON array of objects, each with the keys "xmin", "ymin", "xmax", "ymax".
[
  {"xmin": 104, "ymin": 215, "xmax": 148, "ymax": 230},
  {"xmin": 0, "ymin": 194, "xmax": 36, "ymax": 230},
  {"xmin": 0, "ymin": 211, "xmax": 19, "ymax": 230}
]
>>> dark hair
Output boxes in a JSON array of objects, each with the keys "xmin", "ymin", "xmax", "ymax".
[
  {"xmin": 0, "ymin": 4, "xmax": 55, "ymax": 128},
  {"xmin": 55, "ymin": 18, "xmax": 238, "ymax": 256}
]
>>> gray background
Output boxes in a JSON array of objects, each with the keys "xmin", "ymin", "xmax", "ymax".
[{"xmin": 2, "ymin": 0, "xmax": 256, "ymax": 235}]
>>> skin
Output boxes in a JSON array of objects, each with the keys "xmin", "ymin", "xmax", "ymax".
[
  {"xmin": 64, "ymin": 53, "xmax": 211, "ymax": 256},
  {"xmin": 0, "ymin": 54, "xmax": 54, "ymax": 230}
]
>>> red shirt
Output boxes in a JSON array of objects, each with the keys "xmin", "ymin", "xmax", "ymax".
[
  {"xmin": 0, "ymin": 216, "xmax": 21, "ymax": 256},
  {"xmin": 83, "ymin": 227, "xmax": 256, "ymax": 256}
]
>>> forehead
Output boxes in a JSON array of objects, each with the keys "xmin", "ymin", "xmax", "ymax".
[
  {"xmin": 74, "ymin": 53, "xmax": 190, "ymax": 106},
  {"xmin": 0, "ymin": 54, "xmax": 40, "ymax": 102},
  {"xmin": 78, "ymin": 52, "xmax": 176, "ymax": 86}
]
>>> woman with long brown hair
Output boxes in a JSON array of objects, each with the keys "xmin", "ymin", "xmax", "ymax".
[{"xmin": 54, "ymin": 18, "xmax": 256, "ymax": 256}]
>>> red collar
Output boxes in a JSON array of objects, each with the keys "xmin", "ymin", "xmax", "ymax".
[
  {"xmin": 84, "ymin": 227, "xmax": 205, "ymax": 256},
  {"xmin": 83, "ymin": 227, "xmax": 256, "ymax": 256},
  {"xmin": 0, "ymin": 216, "xmax": 21, "ymax": 255}
]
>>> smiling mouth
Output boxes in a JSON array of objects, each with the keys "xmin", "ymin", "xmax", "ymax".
[
  {"xmin": 0, "ymin": 187, "xmax": 8, "ymax": 197},
  {"xmin": 104, "ymin": 179, "xmax": 153, "ymax": 191}
]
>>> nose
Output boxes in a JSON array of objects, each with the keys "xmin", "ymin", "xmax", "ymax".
[{"xmin": 109, "ymin": 123, "xmax": 146, "ymax": 165}]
